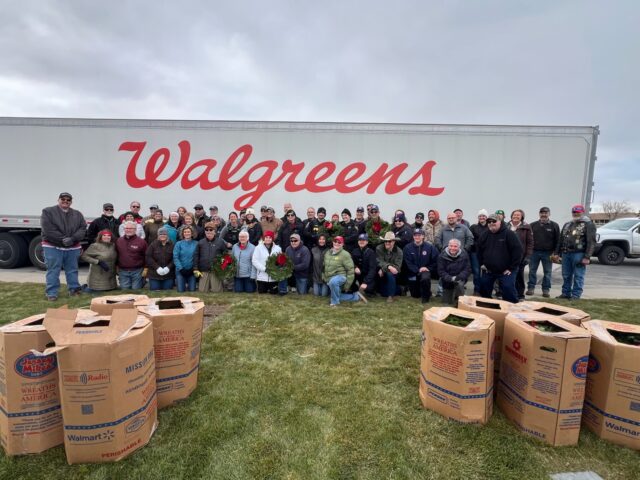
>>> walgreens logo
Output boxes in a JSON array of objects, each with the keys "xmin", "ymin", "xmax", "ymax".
[{"xmin": 120, "ymin": 141, "xmax": 445, "ymax": 210}]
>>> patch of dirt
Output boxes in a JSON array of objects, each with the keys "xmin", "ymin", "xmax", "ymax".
[{"xmin": 203, "ymin": 304, "xmax": 229, "ymax": 331}]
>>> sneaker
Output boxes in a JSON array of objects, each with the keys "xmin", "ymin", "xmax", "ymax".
[
  {"xmin": 525, "ymin": 289, "xmax": 534, "ymax": 296},
  {"xmin": 46, "ymin": 296, "xmax": 58, "ymax": 302},
  {"xmin": 356, "ymin": 291, "xmax": 368, "ymax": 304},
  {"xmin": 542, "ymin": 291, "xmax": 550, "ymax": 298},
  {"xmin": 386, "ymin": 296, "xmax": 394, "ymax": 303},
  {"xmin": 556, "ymin": 294, "xmax": 570, "ymax": 299}
]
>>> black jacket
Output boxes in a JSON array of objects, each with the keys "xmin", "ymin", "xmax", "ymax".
[
  {"xmin": 469, "ymin": 222, "xmax": 488, "ymax": 253},
  {"xmin": 403, "ymin": 242, "xmax": 438, "ymax": 276},
  {"xmin": 351, "ymin": 246, "xmax": 377, "ymax": 286},
  {"xmin": 87, "ymin": 214, "xmax": 120, "ymax": 244},
  {"xmin": 41, "ymin": 206, "xmax": 86, "ymax": 247},
  {"xmin": 530, "ymin": 220, "xmax": 560, "ymax": 252},
  {"xmin": 277, "ymin": 219, "xmax": 304, "ymax": 250},
  {"xmin": 437, "ymin": 249, "xmax": 471, "ymax": 283},
  {"xmin": 392, "ymin": 223, "xmax": 414, "ymax": 249},
  {"xmin": 193, "ymin": 237, "xmax": 227, "ymax": 272},
  {"xmin": 477, "ymin": 223, "xmax": 523, "ymax": 273},
  {"xmin": 340, "ymin": 220, "xmax": 360, "ymax": 252}
]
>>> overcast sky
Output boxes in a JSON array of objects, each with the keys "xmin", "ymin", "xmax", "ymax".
[{"xmin": 1, "ymin": 1, "xmax": 638, "ymax": 211}]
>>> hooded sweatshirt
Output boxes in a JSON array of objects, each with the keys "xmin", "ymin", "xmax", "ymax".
[{"xmin": 477, "ymin": 222, "xmax": 523, "ymax": 274}]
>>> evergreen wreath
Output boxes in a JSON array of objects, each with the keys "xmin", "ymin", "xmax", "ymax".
[
  {"xmin": 211, "ymin": 253, "xmax": 238, "ymax": 280},
  {"xmin": 265, "ymin": 253, "xmax": 294, "ymax": 281},
  {"xmin": 365, "ymin": 219, "xmax": 390, "ymax": 245},
  {"xmin": 318, "ymin": 220, "xmax": 344, "ymax": 240}
]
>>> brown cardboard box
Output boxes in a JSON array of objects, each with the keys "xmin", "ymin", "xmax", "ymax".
[
  {"xmin": 90, "ymin": 294, "xmax": 149, "ymax": 316},
  {"xmin": 582, "ymin": 320, "xmax": 640, "ymax": 451},
  {"xmin": 44, "ymin": 309, "xmax": 157, "ymax": 464},
  {"xmin": 512, "ymin": 301, "xmax": 590, "ymax": 326},
  {"xmin": 420, "ymin": 307, "xmax": 495, "ymax": 424},
  {"xmin": 497, "ymin": 312, "xmax": 590, "ymax": 446},
  {"xmin": 0, "ymin": 314, "xmax": 63, "ymax": 455},
  {"xmin": 458, "ymin": 296, "xmax": 512, "ymax": 374},
  {"xmin": 136, "ymin": 297, "xmax": 205, "ymax": 409}
]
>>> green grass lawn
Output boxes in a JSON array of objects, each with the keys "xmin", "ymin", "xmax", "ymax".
[{"xmin": 0, "ymin": 282, "xmax": 638, "ymax": 479}]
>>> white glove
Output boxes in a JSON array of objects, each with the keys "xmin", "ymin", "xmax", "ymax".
[
  {"xmin": 162, "ymin": 267, "xmax": 170, "ymax": 275},
  {"xmin": 157, "ymin": 267, "xmax": 164, "ymax": 276},
  {"xmin": 452, "ymin": 276, "xmax": 457, "ymax": 282}
]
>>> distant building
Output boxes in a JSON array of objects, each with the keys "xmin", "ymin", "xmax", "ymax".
[{"xmin": 590, "ymin": 212, "xmax": 639, "ymax": 227}]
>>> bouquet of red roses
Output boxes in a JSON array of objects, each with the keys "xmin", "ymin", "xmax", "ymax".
[
  {"xmin": 211, "ymin": 253, "xmax": 238, "ymax": 280},
  {"xmin": 265, "ymin": 252, "xmax": 293, "ymax": 281}
]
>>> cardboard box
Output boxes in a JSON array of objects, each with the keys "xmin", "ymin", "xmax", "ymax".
[
  {"xmin": 581, "ymin": 320, "xmax": 640, "ymax": 451},
  {"xmin": 136, "ymin": 297, "xmax": 205, "ymax": 409},
  {"xmin": 511, "ymin": 301, "xmax": 590, "ymax": 326},
  {"xmin": 0, "ymin": 314, "xmax": 63, "ymax": 455},
  {"xmin": 44, "ymin": 309, "xmax": 157, "ymax": 464},
  {"xmin": 458, "ymin": 295, "xmax": 512, "ymax": 374},
  {"xmin": 90, "ymin": 294, "xmax": 149, "ymax": 316},
  {"xmin": 420, "ymin": 307, "xmax": 495, "ymax": 424},
  {"xmin": 497, "ymin": 312, "xmax": 590, "ymax": 446}
]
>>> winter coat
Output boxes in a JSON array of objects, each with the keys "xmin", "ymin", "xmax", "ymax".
[
  {"xmin": 555, "ymin": 216, "xmax": 597, "ymax": 257},
  {"xmin": 277, "ymin": 219, "xmax": 304, "ymax": 250},
  {"xmin": 392, "ymin": 223, "xmax": 414, "ymax": 249},
  {"xmin": 143, "ymin": 220, "xmax": 165, "ymax": 244},
  {"xmin": 232, "ymin": 242, "xmax": 257, "ymax": 279},
  {"xmin": 436, "ymin": 224, "xmax": 474, "ymax": 251},
  {"xmin": 173, "ymin": 239, "xmax": 197, "ymax": 271},
  {"xmin": 115, "ymin": 235, "xmax": 147, "ymax": 270},
  {"xmin": 244, "ymin": 219, "xmax": 263, "ymax": 246},
  {"xmin": 437, "ymin": 248, "xmax": 471, "ymax": 283},
  {"xmin": 285, "ymin": 244, "xmax": 311, "ymax": 279},
  {"xmin": 477, "ymin": 223, "xmax": 523, "ymax": 274},
  {"xmin": 530, "ymin": 219, "xmax": 560, "ymax": 252},
  {"xmin": 403, "ymin": 241, "xmax": 438, "ymax": 278},
  {"xmin": 145, "ymin": 239, "xmax": 175, "ymax": 280},
  {"xmin": 252, "ymin": 242, "xmax": 283, "ymax": 282},
  {"xmin": 81, "ymin": 241, "xmax": 117, "ymax": 290},
  {"xmin": 220, "ymin": 222, "xmax": 242, "ymax": 248},
  {"xmin": 302, "ymin": 218, "xmax": 321, "ymax": 248},
  {"xmin": 340, "ymin": 220, "xmax": 360, "ymax": 252},
  {"xmin": 311, "ymin": 245, "xmax": 329, "ymax": 284},
  {"xmin": 350, "ymin": 246, "xmax": 377, "ymax": 286},
  {"xmin": 375, "ymin": 243, "xmax": 403, "ymax": 272},
  {"xmin": 469, "ymin": 222, "xmax": 488, "ymax": 253},
  {"xmin": 323, "ymin": 248, "xmax": 355, "ymax": 289},
  {"xmin": 41, "ymin": 205, "xmax": 86, "ymax": 248},
  {"xmin": 260, "ymin": 217, "xmax": 282, "ymax": 237},
  {"xmin": 193, "ymin": 236, "xmax": 227, "ymax": 272},
  {"xmin": 87, "ymin": 214, "xmax": 120, "ymax": 244},
  {"xmin": 164, "ymin": 222, "xmax": 180, "ymax": 244},
  {"xmin": 424, "ymin": 219, "xmax": 443, "ymax": 246},
  {"xmin": 508, "ymin": 222, "xmax": 534, "ymax": 261}
]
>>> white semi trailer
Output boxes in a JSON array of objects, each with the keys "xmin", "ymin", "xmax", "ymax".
[{"xmin": 0, "ymin": 117, "xmax": 598, "ymax": 269}]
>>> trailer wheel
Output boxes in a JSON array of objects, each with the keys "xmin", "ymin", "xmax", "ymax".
[
  {"xmin": 28, "ymin": 235, "xmax": 47, "ymax": 270},
  {"xmin": 598, "ymin": 245, "xmax": 625, "ymax": 266},
  {"xmin": 0, "ymin": 233, "xmax": 29, "ymax": 268}
]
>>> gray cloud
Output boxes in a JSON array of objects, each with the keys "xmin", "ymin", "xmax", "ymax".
[{"xmin": 0, "ymin": 1, "xmax": 638, "ymax": 208}]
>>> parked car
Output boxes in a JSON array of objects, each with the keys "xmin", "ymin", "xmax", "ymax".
[{"xmin": 593, "ymin": 217, "xmax": 640, "ymax": 265}]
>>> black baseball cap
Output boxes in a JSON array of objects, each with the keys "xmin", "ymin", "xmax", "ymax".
[
  {"xmin": 59, "ymin": 192, "xmax": 72, "ymax": 200},
  {"xmin": 539, "ymin": 207, "xmax": 550, "ymax": 213},
  {"xmin": 103, "ymin": 202, "xmax": 114, "ymax": 210}
]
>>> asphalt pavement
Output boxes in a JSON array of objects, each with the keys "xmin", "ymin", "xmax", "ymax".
[{"xmin": 1, "ymin": 258, "xmax": 639, "ymax": 299}]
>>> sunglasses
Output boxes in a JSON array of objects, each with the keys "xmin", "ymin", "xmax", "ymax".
[
  {"xmin": 60, "ymin": 197, "xmax": 72, "ymax": 201},
  {"xmin": 104, "ymin": 208, "xmax": 114, "ymax": 212},
  {"xmin": 487, "ymin": 220, "xmax": 497, "ymax": 224},
  {"xmin": 195, "ymin": 207, "xmax": 203, "ymax": 210},
  {"xmin": 290, "ymin": 239, "xmax": 299, "ymax": 242},
  {"xmin": 287, "ymin": 213, "xmax": 295, "ymax": 217},
  {"xmin": 205, "ymin": 228, "xmax": 215, "ymax": 232}
]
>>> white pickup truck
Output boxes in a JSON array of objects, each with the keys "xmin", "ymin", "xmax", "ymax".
[{"xmin": 594, "ymin": 217, "xmax": 640, "ymax": 265}]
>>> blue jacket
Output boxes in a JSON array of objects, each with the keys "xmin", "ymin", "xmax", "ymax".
[
  {"xmin": 232, "ymin": 242, "xmax": 257, "ymax": 279},
  {"xmin": 285, "ymin": 244, "xmax": 311, "ymax": 279},
  {"xmin": 403, "ymin": 241, "xmax": 438, "ymax": 278},
  {"xmin": 173, "ymin": 239, "xmax": 197, "ymax": 271}
]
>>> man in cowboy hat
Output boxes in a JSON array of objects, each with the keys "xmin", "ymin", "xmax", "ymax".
[{"xmin": 376, "ymin": 231, "xmax": 403, "ymax": 302}]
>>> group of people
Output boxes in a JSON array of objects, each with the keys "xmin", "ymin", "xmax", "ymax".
[{"xmin": 41, "ymin": 193, "xmax": 597, "ymax": 306}]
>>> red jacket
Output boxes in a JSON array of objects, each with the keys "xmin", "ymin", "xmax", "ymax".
[{"xmin": 116, "ymin": 235, "xmax": 147, "ymax": 270}]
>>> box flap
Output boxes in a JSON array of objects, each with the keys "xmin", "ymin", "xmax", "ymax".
[
  {"xmin": 0, "ymin": 314, "xmax": 47, "ymax": 333},
  {"xmin": 513, "ymin": 301, "xmax": 589, "ymax": 322},
  {"xmin": 506, "ymin": 312, "xmax": 591, "ymax": 339},
  {"xmin": 43, "ymin": 308, "xmax": 81, "ymax": 344},
  {"xmin": 44, "ymin": 308, "xmax": 139, "ymax": 345},
  {"xmin": 584, "ymin": 319, "xmax": 640, "ymax": 347}
]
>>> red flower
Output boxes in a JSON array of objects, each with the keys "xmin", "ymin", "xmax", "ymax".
[
  {"xmin": 276, "ymin": 253, "xmax": 287, "ymax": 266},
  {"xmin": 325, "ymin": 221, "xmax": 333, "ymax": 229},
  {"xmin": 221, "ymin": 254, "xmax": 233, "ymax": 270},
  {"xmin": 372, "ymin": 222, "xmax": 382, "ymax": 233}
]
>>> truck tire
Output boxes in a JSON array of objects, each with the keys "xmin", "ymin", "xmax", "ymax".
[
  {"xmin": 0, "ymin": 232, "xmax": 29, "ymax": 268},
  {"xmin": 28, "ymin": 235, "xmax": 47, "ymax": 270},
  {"xmin": 598, "ymin": 245, "xmax": 625, "ymax": 266}
]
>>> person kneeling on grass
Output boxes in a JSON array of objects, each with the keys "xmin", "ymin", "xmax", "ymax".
[
  {"xmin": 323, "ymin": 236, "xmax": 367, "ymax": 307},
  {"xmin": 437, "ymin": 238, "xmax": 471, "ymax": 306},
  {"xmin": 81, "ymin": 230, "xmax": 118, "ymax": 293},
  {"xmin": 173, "ymin": 225, "xmax": 197, "ymax": 292},
  {"xmin": 194, "ymin": 222, "xmax": 227, "ymax": 293}
]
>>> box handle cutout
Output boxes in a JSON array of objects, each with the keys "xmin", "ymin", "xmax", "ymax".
[{"xmin": 540, "ymin": 346, "xmax": 557, "ymax": 353}]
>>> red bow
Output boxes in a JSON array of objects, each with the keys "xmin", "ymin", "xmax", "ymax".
[
  {"xmin": 372, "ymin": 222, "xmax": 382, "ymax": 233},
  {"xmin": 276, "ymin": 253, "xmax": 287, "ymax": 266},
  {"xmin": 221, "ymin": 254, "xmax": 233, "ymax": 270},
  {"xmin": 325, "ymin": 221, "xmax": 333, "ymax": 230}
]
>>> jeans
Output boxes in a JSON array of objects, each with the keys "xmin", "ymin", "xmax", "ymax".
[
  {"xmin": 149, "ymin": 278, "xmax": 174, "ymax": 291},
  {"xmin": 294, "ymin": 277, "xmax": 309, "ymax": 295},
  {"xmin": 379, "ymin": 272, "xmax": 399, "ymax": 298},
  {"xmin": 515, "ymin": 261, "xmax": 527, "ymax": 299},
  {"xmin": 119, "ymin": 268, "xmax": 144, "ymax": 289},
  {"xmin": 278, "ymin": 280, "xmax": 288, "ymax": 294},
  {"xmin": 469, "ymin": 252, "xmax": 481, "ymax": 293},
  {"xmin": 313, "ymin": 282, "xmax": 329, "ymax": 297},
  {"xmin": 327, "ymin": 275, "xmax": 359, "ymax": 305},
  {"xmin": 44, "ymin": 246, "xmax": 81, "ymax": 297},
  {"xmin": 561, "ymin": 252, "xmax": 587, "ymax": 298},
  {"xmin": 479, "ymin": 269, "xmax": 518, "ymax": 303},
  {"xmin": 234, "ymin": 277, "xmax": 256, "ymax": 293},
  {"xmin": 176, "ymin": 270, "xmax": 196, "ymax": 292},
  {"xmin": 527, "ymin": 250, "xmax": 553, "ymax": 292}
]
